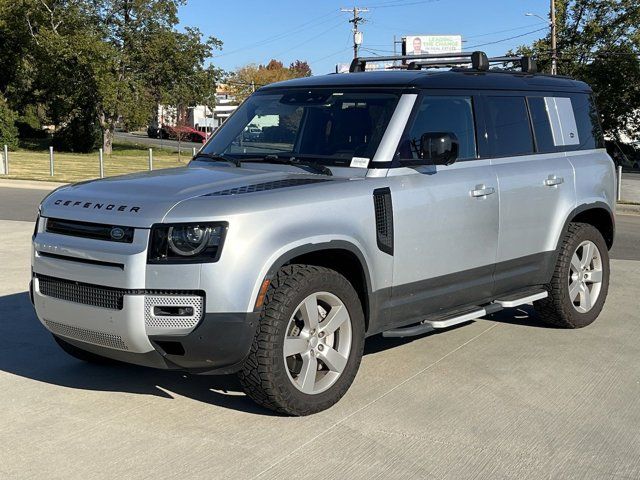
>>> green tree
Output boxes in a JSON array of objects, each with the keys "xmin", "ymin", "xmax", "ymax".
[
  {"xmin": 0, "ymin": 0, "xmax": 222, "ymax": 153},
  {"xmin": 0, "ymin": 95, "xmax": 19, "ymax": 149},
  {"xmin": 513, "ymin": 0, "xmax": 640, "ymax": 139}
]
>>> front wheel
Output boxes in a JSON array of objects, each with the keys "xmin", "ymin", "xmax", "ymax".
[
  {"xmin": 535, "ymin": 223, "xmax": 610, "ymax": 328},
  {"xmin": 238, "ymin": 265, "xmax": 365, "ymax": 416}
]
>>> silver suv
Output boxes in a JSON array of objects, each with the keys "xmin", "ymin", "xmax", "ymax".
[{"xmin": 31, "ymin": 53, "xmax": 616, "ymax": 415}]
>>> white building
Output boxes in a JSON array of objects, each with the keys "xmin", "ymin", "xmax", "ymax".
[{"xmin": 154, "ymin": 85, "xmax": 239, "ymax": 132}]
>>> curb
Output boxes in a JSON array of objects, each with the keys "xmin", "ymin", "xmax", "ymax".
[
  {"xmin": 616, "ymin": 203, "xmax": 640, "ymax": 216},
  {"xmin": 0, "ymin": 179, "xmax": 68, "ymax": 190}
]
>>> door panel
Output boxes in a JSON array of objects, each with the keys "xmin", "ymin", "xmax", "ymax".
[
  {"xmin": 492, "ymin": 153, "xmax": 575, "ymax": 293},
  {"xmin": 386, "ymin": 161, "xmax": 499, "ymax": 327}
]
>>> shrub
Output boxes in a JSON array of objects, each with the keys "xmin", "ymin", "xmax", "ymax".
[{"xmin": 52, "ymin": 109, "xmax": 102, "ymax": 153}]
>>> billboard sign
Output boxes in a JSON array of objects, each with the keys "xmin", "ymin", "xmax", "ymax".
[{"xmin": 403, "ymin": 35, "xmax": 462, "ymax": 56}]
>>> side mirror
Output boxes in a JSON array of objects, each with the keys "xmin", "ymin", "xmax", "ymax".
[{"xmin": 419, "ymin": 132, "xmax": 459, "ymax": 166}]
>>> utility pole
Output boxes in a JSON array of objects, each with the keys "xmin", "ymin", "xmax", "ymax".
[
  {"xmin": 341, "ymin": 7, "xmax": 369, "ymax": 59},
  {"xmin": 550, "ymin": 0, "xmax": 557, "ymax": 75}
]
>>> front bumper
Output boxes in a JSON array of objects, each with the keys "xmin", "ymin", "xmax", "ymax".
[{"xmin": 31, "ymin": 277, "xmax": 259, "ymax": 374}]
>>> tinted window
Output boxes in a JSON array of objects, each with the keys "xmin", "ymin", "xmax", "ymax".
[
  {"xmin": 396, "ymin": 96, "xmax": 477, "ymax": 161},
  {"xmin": 528, "ymin": 97, "xmax": 556, "ymax": 153},
  {"xmin": 485, "ymin": 96, "xmax": 534, "ymax": 157},
  {"xmin": 202, "ymin": 90, "xmax": 400, "ymax": 166},
  {"xmin": 571, "ymin": 93, "xmax": 604, "ymax": 150}
]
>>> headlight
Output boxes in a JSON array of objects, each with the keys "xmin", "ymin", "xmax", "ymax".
[{"xmin": 148, "ymin": 222, "xmax": 227, "ymax": 264}]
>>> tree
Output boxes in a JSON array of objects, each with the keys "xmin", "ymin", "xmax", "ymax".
[
  {"xmin": 512, "ymin": 0, "xmax": 640, "ymax": 139},
  {"xmin": 91, "ymin": 1, "xmax": 222, "ymax": 154},
  {"xmin": 0, "ymin": 95, "xmax": 19, "ymax": 149},
  {"xmin": 0, "ymin": 0, "xmax": 222, "ymax": 154},
  {"xmin": 227, "ymin": 59, "xmax": 312, "ymax": 102}
]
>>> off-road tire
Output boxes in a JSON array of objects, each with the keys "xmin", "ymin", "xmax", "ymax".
[
  {"xmin": 238, "ymin": 265, "xmax": 365, "ymax": 416},
  {"xmin": 535, "ymin": 222, "xmax": 610, "ymax": 328},
  {"xmin": 53, "ymin": 335, "xmax": 119, "ymax": 365}
]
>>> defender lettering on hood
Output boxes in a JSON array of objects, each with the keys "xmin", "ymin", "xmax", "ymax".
[{"xmin": 53, "ymin": 199, "xmax": 141, "ymax": 213}]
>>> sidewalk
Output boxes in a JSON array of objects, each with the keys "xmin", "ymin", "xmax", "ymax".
[
  {"xmin": 621, "ymin": 174, "xmax": 640, "ymax": 203},
  {"xmin": 0, "ymin": 178, "xmax": 67, "ymax": 190}
]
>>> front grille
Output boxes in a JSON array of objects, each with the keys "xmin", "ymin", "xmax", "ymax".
[
  {"xmin": 38, "ymin": 275, "xmax": 125, "ymax": 310},
  {"xmin": 205, "ymin": 178, "xmax": 331, "ymax": 196},
  {"xmin": 35, "ymin": 275, "xmax": 205, "ymax": 312},
  {"xmin": 45, "ymin": 319, "xmax": 128, "ymax": 350},
  {"xmin": 46, "ymin": 218, "xmax": 134, "ymax": 243}
]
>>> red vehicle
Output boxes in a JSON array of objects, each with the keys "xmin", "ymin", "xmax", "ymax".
[{"xmin": 151, "ymin": 125, "xmax": 207, "ymax": 143}]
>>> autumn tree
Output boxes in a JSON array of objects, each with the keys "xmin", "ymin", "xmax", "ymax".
[{"xmin": 227, "ymin": 59, "xmax": 312, "ymax": 102}]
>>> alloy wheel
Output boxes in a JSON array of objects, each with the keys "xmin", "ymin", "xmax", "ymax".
[
  {"xmin": 283, "ymin": 292, "xmax": 352, "ymax": 395},
  {"xmin": 568, "ymin": 240, "xmax": 603, "ymax": 313}
]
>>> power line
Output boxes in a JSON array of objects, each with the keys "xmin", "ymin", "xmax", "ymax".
[
  {"xmin": 465, "ymin": 22, "xmax": 548, "ymax": 40},
  {"xmin": 465, "ymin": 27, "xmax": 548, "ymax": 50},
  {"xmin": 368, "ymin": 0, "xmax": 442, "ymax": 9},
  {"xmin": 213, "ymin": 10, "xmax": 342, "ymax": 59}
]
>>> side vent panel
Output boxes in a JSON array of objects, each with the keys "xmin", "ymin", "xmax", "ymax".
[{"xmin": 373, "ymin": 187, "xmax": 394, "ymax": 255}]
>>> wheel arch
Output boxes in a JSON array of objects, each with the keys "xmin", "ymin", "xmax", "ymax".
[
  {"xmin": 260, "ymin": 241, "xmax": 374, "ymax": 333},
  {"xmin": 557, "ymin": 202, "xmax": 615, "ymax": 250}
]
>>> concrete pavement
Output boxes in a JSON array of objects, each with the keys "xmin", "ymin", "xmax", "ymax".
[
  {"xmin": 0, "ymin": 188, "xmax": 639, "ymax": 479},
  {"xmin": 620, "ymin": 172, "xmax": 640, "ymax": 204}
]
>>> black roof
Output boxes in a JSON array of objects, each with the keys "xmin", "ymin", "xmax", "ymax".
[{"xmin": 261, "ymin": 69, "xmax": 592, "ymax": 93}]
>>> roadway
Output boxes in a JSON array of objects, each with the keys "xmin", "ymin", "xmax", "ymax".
[
  {"xmin": 0, "ymin": 182, "xmax": 639, "ymax": 479},
  {"xmin": 115, "ymin": 131, "xmax": 204, "ymax": 152}
]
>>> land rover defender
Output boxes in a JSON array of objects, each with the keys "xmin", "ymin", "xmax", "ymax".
[{"xmin": 31, "ymin": 52, "xmax": 615, "ymax": 415}]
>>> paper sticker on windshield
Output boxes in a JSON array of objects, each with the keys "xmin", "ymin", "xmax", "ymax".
[{"xmin": 350, "ymin": 157, "xmax": 370, "ymax": 168}]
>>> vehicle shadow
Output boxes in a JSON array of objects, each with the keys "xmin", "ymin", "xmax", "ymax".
[
  {"xmin": 364, "ymin": 304, "xmax": 558, "ymax": 355},
  {"xmin": 0, "ymin": 291, "xmax": 274, "ymax": 416},
  {"xmin": 0, "ymin": 291, "xmax": 558, "ymax": 412}
]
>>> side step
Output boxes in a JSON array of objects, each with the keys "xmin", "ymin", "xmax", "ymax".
[
  {"xmin": 493, "ymin": 289, "xmax": 548, "ymax": 308},
  {"xmin": 383, "ymin": 306, "xmax": 487, "ymax": 338},
  {"xmin": 382, "ymin": 288, "xmax": 548, "ymax": 338}
]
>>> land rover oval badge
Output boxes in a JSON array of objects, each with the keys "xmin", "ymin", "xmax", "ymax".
[{"xmin": 110, "ymin": 227, "xmax": 125, "ymax": 241}]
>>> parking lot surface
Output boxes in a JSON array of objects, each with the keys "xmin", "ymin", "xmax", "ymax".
[{"xmin": 1, "ymin": 184, "xmax": 639, "ymax": 479}]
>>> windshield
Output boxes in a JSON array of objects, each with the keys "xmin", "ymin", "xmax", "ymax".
[{"xmin": 200, "ymin": 89, "xmax": 401, "ymax": 167}]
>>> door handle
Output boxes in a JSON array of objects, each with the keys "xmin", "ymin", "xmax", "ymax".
[
  {"xmin": 544, "ymin": 175, "xmax": 564, "ymax": 187},
  {"xmin": 470, "ymin": 184, "xmax": 496, "ymax": 198}
]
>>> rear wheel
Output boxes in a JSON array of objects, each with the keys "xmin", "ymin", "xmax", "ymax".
[
  {"xmin": 53, "ymin": 335, "xmax": 118, "ymax": 365},
  {"xmin": 535, "ymin": 223, "xmax": 610, "ymax": 328},
  {"xmin": 238, "ymin": 265, "xmax": 365, "ymax": 416}
]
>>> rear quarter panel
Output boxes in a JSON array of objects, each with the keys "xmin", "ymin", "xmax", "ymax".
[{"xmin": 567, "ymin": 148, "xmax": 616, "ymax": 220}]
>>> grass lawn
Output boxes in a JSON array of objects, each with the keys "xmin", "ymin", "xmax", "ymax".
[{"xmin": 1, "ymin": 141, "xmax": 189, "ymax": 183}]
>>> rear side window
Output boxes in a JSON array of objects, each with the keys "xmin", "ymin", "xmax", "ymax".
[
  {"xmin": 396, "ymin": 95, "xmax": 477, "ymax": 161},
  {"xmin": 485, "ymin": 96, "xmax": 534, "ymax": 157},
  {"xmin": 571, "ymin": 93, "xmax": 604, "ymax": 150},
  {"xmin": 527, "ymin": 94, "xmax": 604, "ymax": 153},
  {"xmin": 528, "ymin": 97, "xmax": 556, "ymax": 153}
]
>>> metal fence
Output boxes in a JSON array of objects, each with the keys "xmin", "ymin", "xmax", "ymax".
[{"xmin": 0, "ymin": 144, "xmax": 198, "ymax": 181}]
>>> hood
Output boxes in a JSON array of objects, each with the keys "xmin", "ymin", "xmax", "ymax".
[{"xmin": 40, "ymin": 165, "xmax": 327, "ymax": 228}]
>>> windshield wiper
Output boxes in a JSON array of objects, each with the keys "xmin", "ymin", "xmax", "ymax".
[
  {"xmin": 257, "ymin": 155, "xmax": 333, "ymax": 176},
  {"xmin": 192, "ymin": 152, "xmax": 241, "ymax": 168}
]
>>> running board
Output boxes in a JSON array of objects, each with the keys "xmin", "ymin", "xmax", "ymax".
[
  {"xmin": 383, "ymin": 306, "xmax": 488, "ymax": 338},
  {"xmin": 493, "ymin": 289, "xmax": 548, "ymax": 308},
  {"xmin": 381, "ymin": 288, "xmax": 548, "ymax": 338}
]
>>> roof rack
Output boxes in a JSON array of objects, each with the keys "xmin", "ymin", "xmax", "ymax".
[{"xmin": 348, "ymin": 51, "xmax": 537, "ymax": 74}]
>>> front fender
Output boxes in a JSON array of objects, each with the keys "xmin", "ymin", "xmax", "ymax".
[{"xmin": 248, "ymin": 236, "xmax": 374, "ymax": 313}]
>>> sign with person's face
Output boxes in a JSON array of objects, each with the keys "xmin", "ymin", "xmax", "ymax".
[{"xmin": 404, "ymin": 35, "xmax": 462, "ymax": 55}]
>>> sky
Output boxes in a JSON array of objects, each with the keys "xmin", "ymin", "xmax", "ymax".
[{"xmin": 177, "ymin": 0, "xmax": 552, "ymax": 75}]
